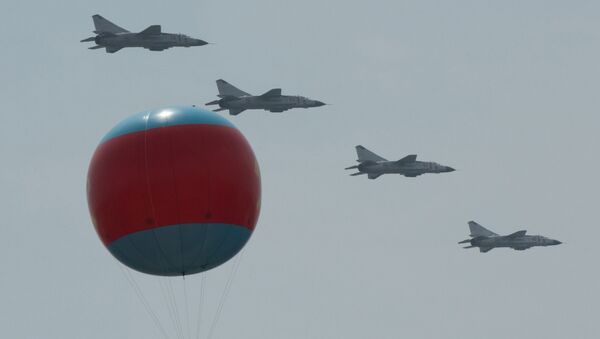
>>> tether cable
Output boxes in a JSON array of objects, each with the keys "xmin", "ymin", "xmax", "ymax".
[
  {"xmin": 207, "ymin": 250, "xmax": 245, "ymax": 339},
  {"xmin": 120, "ymin": 267, "xmax": 169, "ymax": 339}
]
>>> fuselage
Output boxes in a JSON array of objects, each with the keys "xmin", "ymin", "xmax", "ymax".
[
  {"xmin": 218, "ymin": 95, "xmax": 324, "ymax": 112},
  {"xmin": 96, "ymin": 32, "xmax": 206, "ymax": 50},
  {"xmin": 359, "ymin": 160, "xmax": 454, "ymax": 176},
  {"xmin": 471, "ymin": 235, "xmax": 561, "ymax": 250}
]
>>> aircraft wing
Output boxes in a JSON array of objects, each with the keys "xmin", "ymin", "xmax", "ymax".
[
  {"xmin": 402, "ymin": 173, "xmax": 422, "ymax": 177},
  {"xmin": 260, "ymin": 88, "xmax": 282, "ymax": 98},
  {"xmin": 367, "ymin": 173, "xmax": 382, "ymax": 180},
  {"xmin": 395, "ymin": 154, "xmax": 417, "ymax": 165},
  {"xmin": 138, "ymin": 25, "xmax": 161, "ymax": 36},
  {"xmin": 479, "ymin": 247, "xmax": 493, "ymax": 253},
  {"xmin": 505, "ymin": 230, "xmax": 527, "ymax": 238}
]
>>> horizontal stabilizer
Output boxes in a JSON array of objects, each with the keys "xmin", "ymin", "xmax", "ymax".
[
  {"xmin": 105, "ymin": 46, "xmax": 122, "ymax": 53},
  {"xmin": 80, "ymin": 36, "xmax": 96, "ymax": 42},
  {"xmin": 213, "ymin": 108, "xmax": 226, "ymax": 112},
  {"xmin": 229, "ymin": 108, "xmax": 246, "ymax": 116},
  {"xmin": 139, "ymin": 25, "xmax": 161, "ymax": 36},
  {"xmin": 205, "ymin": 100, "xmax": 220, "ymax": 105},
  {"xmin": 260, "ymin": 88, "xmax": 282, "ymax": 98},
  {"xmin": 458, "ymin": 239, "xmax": 471, "ymax": 244},
  {"xmin": 463, "ymin": 245, "xmax": 475, "ymax": 249},
  {"xmin": 350, "ymin": 172, "xmax": 365, "ymax": 176},
  {"xmin": 355, "ymin": 145, "xmax": 387, "ymax": 162},
  {"xmin": 88, "ymin": 45, "xmax": 103, "ymax": 50},
  {"xmin": 395, "ymin": 154, "xmax": 417, "ymax": 165},
  {"xmin": 506, "ymin": 230, "xmax": 527, "ymax": 238},
  {"xmin": 345, "ymin": 165, "xmax": 359, "ymax": 170},
  {"xmin": 92, "ymin": 14, "xmax": 129, "ymax": 34},
  {"xmin": 468, "ymin": 221, "xmax": 498, "ymax": 237}
]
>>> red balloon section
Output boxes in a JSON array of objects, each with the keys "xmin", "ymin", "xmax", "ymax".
[{"xmin": 87, "ymin": 107, "xmax": 261, "ymax": 276}]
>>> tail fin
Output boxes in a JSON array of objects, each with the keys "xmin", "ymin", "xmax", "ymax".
[
  {"xmin": 92, "ymin": 14, "xmax": 129, "ymax": 34},
  {"xmin": 468, "ymin": 221, "xmax": 498, "ymax": 237},
  {"xmin": 216, "ymin": 79, "xmax": 250, "ymax": 98},
  {"xmin": 355, "ymin": 145, "xmax": 387, "ymax": 162}
]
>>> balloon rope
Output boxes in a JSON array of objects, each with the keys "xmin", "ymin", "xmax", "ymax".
[
  {"xmin": 120, "ymin": 267, "xmax": 169, "ymax": 339},
  {"xmin": 183, "ymin": 276, "xmax": 192, "ymax": 339},
  {"xmin": 195, "ymin": 274, "xmax": 206, "ymax": 339},
  {"xmin": 160, "ymin": 279, "xmax": 184, "ymax": 339},
  {"xmin": 207, "ymin": 250, "xmax": 245, "ymax": 339},
  {"xmin": 168, "ymin": 278, "xmax": 186, "ymax": 339}
]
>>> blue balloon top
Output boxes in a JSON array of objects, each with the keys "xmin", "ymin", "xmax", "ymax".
[{"xmin": 100, "ymin": 106, "xmax": 235, "ymax": 144}]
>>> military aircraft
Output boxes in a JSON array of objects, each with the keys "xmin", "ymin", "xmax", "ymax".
[
  {"xmin": 205, "ymin": 79, "xmax": 326, "ymax": 115},
  {"xmin": 81, "ymin": 14, "xmax": 208, "ymax": 53},
  {"xmin": 344, "ymin": 145, "xmax": 455, "ymax": 179},
  {"xmin": 459, "ymin": 221, "xmax": 562, "ymax": 253}
]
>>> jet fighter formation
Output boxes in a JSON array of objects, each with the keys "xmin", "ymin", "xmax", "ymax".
[
  {"xmin": 81, "ymin": 15, "xmax": 208, "ymax": 53},
  {"xmin": 82, "ymin": 14, "xmax": 561, "ymax": 255},
  {"xmin": 206, "ymin": 79, "xmax": 326, "ymax": 115},
  {"xmin": 345, "ymin": 145, "xmax": 455, "ymax": 179},
  {"xmin": 459, "ymin": 221, "xmax": 561, "ymax": 252}
]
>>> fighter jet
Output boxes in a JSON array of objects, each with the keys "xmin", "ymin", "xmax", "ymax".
[
  {"xmin": 459, "ymin": 221, "xmax": 562, "ymax": 253},
  {"xmin": 81, "ymin": 14, "xmax": 208, "ymax": 53},
  {"xmin": 205, "ymin": 79, "xmax": 326, "ymax": 115},
  {"xmin": 344, "ymin": 145, "xmax": 455, "ymax": 179}
]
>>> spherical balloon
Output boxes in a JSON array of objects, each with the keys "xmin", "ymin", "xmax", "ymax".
[{"xmin": 87, "ymin": 107, "xmax": 261, "ymax": 276}]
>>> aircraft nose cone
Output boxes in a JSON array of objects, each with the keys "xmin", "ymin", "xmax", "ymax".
[
  {"xmin": 552, "ymin": 240, "xmax": 562, "ymax": 245},
  {"xmin": 313, "ymin": 101, "xmax": 326, "ymax": 107},
  {"xmin": 194, "ymin": 39, "xmax": 208, "ymax": 46},
  {"xmin": 445, "ymin": 166, "xmax": 455, "ymax": 172}
]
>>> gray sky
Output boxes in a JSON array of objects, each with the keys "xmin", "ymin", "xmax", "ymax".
[{"xmin": 1, "ymin": 1, "xmax": 600, "ymax": 338}]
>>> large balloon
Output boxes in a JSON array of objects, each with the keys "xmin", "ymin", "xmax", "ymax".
[{"xmin": 87, "ymin": 107, "xmax": 261, "ymax": 276}]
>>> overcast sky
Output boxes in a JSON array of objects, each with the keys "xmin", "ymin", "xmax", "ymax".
[{"xmin": 2, "ymin": 1, "xmax": 600, "ymax": 338}]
